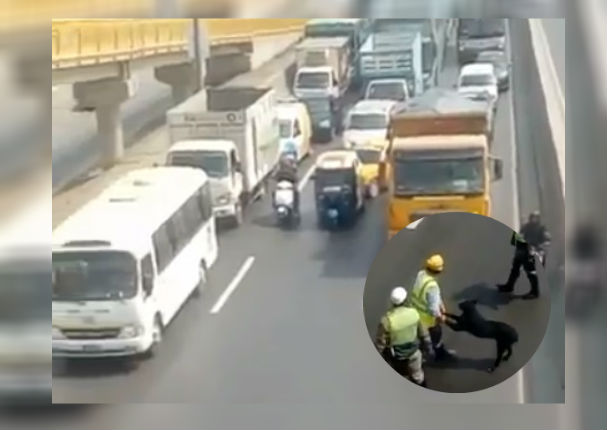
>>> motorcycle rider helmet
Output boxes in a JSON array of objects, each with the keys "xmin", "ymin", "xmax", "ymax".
[{"xmin": 390, "ymin": 287, "xmax": 408, "ymax": 305}]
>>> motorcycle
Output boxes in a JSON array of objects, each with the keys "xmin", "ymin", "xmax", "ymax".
[{"xmin": 274, "ymin": 181, "xmax": 299, "ymax": 227}]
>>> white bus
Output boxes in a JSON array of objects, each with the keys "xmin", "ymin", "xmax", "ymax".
[{"xmin": 52, "ymin": 167, "xmax": 218, "ymax": 358}]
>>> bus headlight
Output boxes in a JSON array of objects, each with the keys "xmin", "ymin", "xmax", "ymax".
[
  {"xmin": 118, "ymin": 325, "xmax": 143, "ymax": 339},
  {"xmin": 52, "ymin": 326, "xmax": 65, "ymax": 340}
]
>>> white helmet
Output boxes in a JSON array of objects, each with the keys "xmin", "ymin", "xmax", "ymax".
[{"xmin": 390, "ymin": 287, "xmax": 408, "ymax": 305}]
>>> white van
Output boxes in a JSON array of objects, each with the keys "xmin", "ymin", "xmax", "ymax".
[
  {"xmin": 52, "ymin": 167, "xmax": 218, "ymax": 359},
  {"xmin": 343, "ymin": 99, "xmax": 396, "ymax": 149},
  {"xmin": 276, "ymin": 101, "xmax": 312, "ymax": 162}
]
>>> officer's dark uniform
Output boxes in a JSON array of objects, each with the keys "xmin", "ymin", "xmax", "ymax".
[
  {"xmin": 498, "ymin": 232, "xmax": 539, "ymax": 298},
  {"xmin": 520, "ymin": 221, "xmax": 551, "ymax": 265}
]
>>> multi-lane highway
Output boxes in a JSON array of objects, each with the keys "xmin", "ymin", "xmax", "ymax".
[{"xmin": 49, "ymin": 21, "xmax": 565, "ymax": 429}]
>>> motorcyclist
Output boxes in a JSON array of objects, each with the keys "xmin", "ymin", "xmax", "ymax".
[
  {"xmin": 520, "ymin": 211, "xmax": 551, "ymax": 266},
  {"xmin": 273, "ymin": 152, "xmax": 299, "ymax": 216}
]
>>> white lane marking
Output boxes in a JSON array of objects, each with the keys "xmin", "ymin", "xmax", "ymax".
[
  {"xmin": 210, "ymin": 256, "xmax": 255, "ymax": 314},
  {"xmin": 406, "ymin": 217, "xmax": 424, "ymax": 230},
  {"xmin": 529, "ymin": 19, "xmax": 565, "ymax": 197},
  {"xmin": 297, "ymin": 164, "xmax": 316, "ymax": 192}
]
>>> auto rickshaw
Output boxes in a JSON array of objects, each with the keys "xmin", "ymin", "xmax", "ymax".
[
  {"xmin": 352, "ymin": 137, "xmax": 390, "ymax": 198},
  {"xmin": 313, "ymin": 150, "xmax": 365, "ymax": 229}
]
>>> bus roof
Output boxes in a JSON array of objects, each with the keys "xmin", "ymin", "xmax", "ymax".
[{"xmin": 53, "ymin": 167, "xmax": 209, "ymax": 258}]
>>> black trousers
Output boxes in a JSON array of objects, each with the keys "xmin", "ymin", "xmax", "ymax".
[
  {"xmin": 505, "ymin": 248, "xmax": 539, "ymax": 295},
  {"xmin": 428, "ymin": 325, "xmax": 446, "ymax": 353}
]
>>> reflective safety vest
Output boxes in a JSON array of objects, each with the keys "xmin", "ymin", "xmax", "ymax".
[
  {"xmin": 383, "ymin": 306, "xmax": 420, "ymax": 347},
  {"xmin": 408, "ymin": 270, "xmax": 440, "ymax": 328},
  {"xmin": 511, "ymin": 231, "xmax": 527, "ymax": 246}
]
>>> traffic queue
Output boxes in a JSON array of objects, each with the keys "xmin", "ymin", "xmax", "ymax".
[{"xmin": 51, "ymin": 19, "xmax": 511, "ymax": 362}]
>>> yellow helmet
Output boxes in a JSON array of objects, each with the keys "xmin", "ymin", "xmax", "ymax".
[{"xmin": 425, "ymin": 254, "xmax": 444, "ymax": 272}]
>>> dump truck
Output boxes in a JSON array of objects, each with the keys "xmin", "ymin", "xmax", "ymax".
[
  {"xmin": 358, "ymin": 21, "xmax": 424, "ymax": 98},
  {"xmin": 166, "ymin": 87, "xmax": 280, "ymax": 226},
  {"xmin": 384, "ymin": 88, "xmax": 502, "ymax": 239}
]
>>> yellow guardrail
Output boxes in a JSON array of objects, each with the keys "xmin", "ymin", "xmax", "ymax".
[
  {"xmin": 52, "ymin": 19, "xmax": 190, "ymax": 69},
  {"xmin": 204, "ymin": 19, "xmax": 306, "ymax": 45}
]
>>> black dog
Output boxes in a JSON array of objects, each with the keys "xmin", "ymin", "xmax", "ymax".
[{"xmin": 444, "ymin": 299, "xmax": 519, "ymax": 373}]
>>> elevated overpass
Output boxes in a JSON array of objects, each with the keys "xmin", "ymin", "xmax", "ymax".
[{"xmin": 51, "ymin": 18, "xmax": 304, "ymax": 170}]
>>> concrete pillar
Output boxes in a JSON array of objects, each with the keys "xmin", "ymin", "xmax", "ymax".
[
  {"xmin": 73, "ymin": 77, "xmax": 134, "ymax": 169},
  {"xmin": 96, "ymin": 105, "xmax": 124, "ymax": 167},
  {"xmin": 154, "ymin": 61, "xmax": 198, "ymax": 104}
]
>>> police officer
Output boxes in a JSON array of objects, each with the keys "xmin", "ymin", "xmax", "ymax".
[
  {"xmin": 408, "ymin": 255, "xmax": 456, "ymax": 361},
  {"xmin": 375, "ymin": 287, "xmax": 432, "ymax": 387},
  {"xmin": 520, "ymin": 211, "xmax": 551, "ymax": 266},
  {"xmin": 497, "ymin": 227, "xmax": 540, "ymax": 299}
]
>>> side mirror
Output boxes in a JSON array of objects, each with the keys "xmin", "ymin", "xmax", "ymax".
[
  {"xmin": 234, "ymin": 161, "xmax": 242, "ymax": 172},
  {"xmin": 492, "ymin": 157, "xmax": 504, "ymax": 181},
  {"xmin": 142, "ymin": 274, "xmax": 154, "ymax": 297}
]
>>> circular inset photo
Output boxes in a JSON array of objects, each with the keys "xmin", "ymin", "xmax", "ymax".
[{"xmin": 363, "ymin": 212, "xmax": 551, "ymax": 393}]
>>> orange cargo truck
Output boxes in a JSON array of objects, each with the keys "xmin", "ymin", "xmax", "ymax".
[{"xmin": 385, "ymin": 89, "xmax": 503, "ymax": 239}]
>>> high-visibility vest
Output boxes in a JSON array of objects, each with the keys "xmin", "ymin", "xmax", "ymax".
[
  {"xmin": 382, "ymin": 306, "xmax": 420, "ymax": 347},
  {"xmin": 408, "ymin": 270, "xmax": 439, "ymax": 328},
  {"xmin": 512, "ymin": 231, "xmax": 527, "ymax": 246}
]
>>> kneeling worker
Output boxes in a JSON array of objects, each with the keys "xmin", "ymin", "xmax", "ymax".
[{"xmin": 375, "ymin": 287, "xmax": 432, "ymax": 387}]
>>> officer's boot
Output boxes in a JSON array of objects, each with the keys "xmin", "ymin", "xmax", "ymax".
[
  {"xmin": 498, "ymin": 264, "xmax": 519, "ymax": 292},
  {"xmin": 523, "ymin": 273, "xmax": 540, "ymax": 300},
  {"xmin": 419, "ymin": 379, "xmax": 428, "ymax": 388}
]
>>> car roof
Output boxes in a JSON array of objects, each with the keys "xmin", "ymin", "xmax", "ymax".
[
  {"xmin": 316, "ymin": 150, "xmax": 359, "ymax": 168},
  {"xmin": 168, "ymin": 139, "xmax": 234, "ymax": 153},
  {"xmin": 369, "ymin": 78, "xmax": 407, "ymax": 85},
  {"xmin": 350, "ymin": 99, "xmax": 396, "ymax": 114},
  {"xmin": 460, "ymin": 63, "xmax": 495, "ymax": 74}
]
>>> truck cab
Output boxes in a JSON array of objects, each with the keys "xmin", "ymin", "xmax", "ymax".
[
  {"xmin": 294, "ymin": 66, "xmax": 340, "ymax": 101},
  {"xmin": 364, "ymin": 78, "xmax": 410, "ymax": 102},
  {"xmin": 385, "ymin": 89, "xmax": 503, "ymax": 238},
  {"xmin": 166, "ymin": 140, "xmax": 244, "ymax": 224}
]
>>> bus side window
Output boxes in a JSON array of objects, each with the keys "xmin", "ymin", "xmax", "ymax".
[
  {"xmin": 141, "ymin": 254, "xmax": 155, "ymax": 296},
  {"xmin": 152, "ymin": 223, "xmax": 174, "ymax": 273}
]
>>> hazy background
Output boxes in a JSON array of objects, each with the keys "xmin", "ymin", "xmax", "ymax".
[{"xmin": 1, "ymin": 0, "xmax": 605, "ymax": 429}]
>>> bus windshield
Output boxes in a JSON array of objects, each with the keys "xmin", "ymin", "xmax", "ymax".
[
  {"xmin": 52, "ymin": 251, "xmax": 138, "ymax": 301},
  {"xmin": 393, "ymin": 156, "xmax": 484, "ymax": 195}
]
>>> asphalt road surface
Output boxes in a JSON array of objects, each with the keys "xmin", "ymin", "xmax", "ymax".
[
  {"xmin": 46, "ymin": 20, "xmax": 565, "ymax": 430},
  {"xmin": 363, "ymin": 213, "xmax": 551, "ymax": 393}
]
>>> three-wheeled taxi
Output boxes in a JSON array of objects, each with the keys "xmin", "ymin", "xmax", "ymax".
[
  {"xmin": 352, "ymin": 137, "xmax": 390, "ymax": 198},
  {"xmin": 313, "ymin": 150, "xmax": 365, "ymax": 229}
]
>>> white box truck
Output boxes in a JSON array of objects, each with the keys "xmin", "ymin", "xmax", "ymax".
[{"xmin": 166, "ymin": 87, "xmax": 280, "ymax": 226}]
